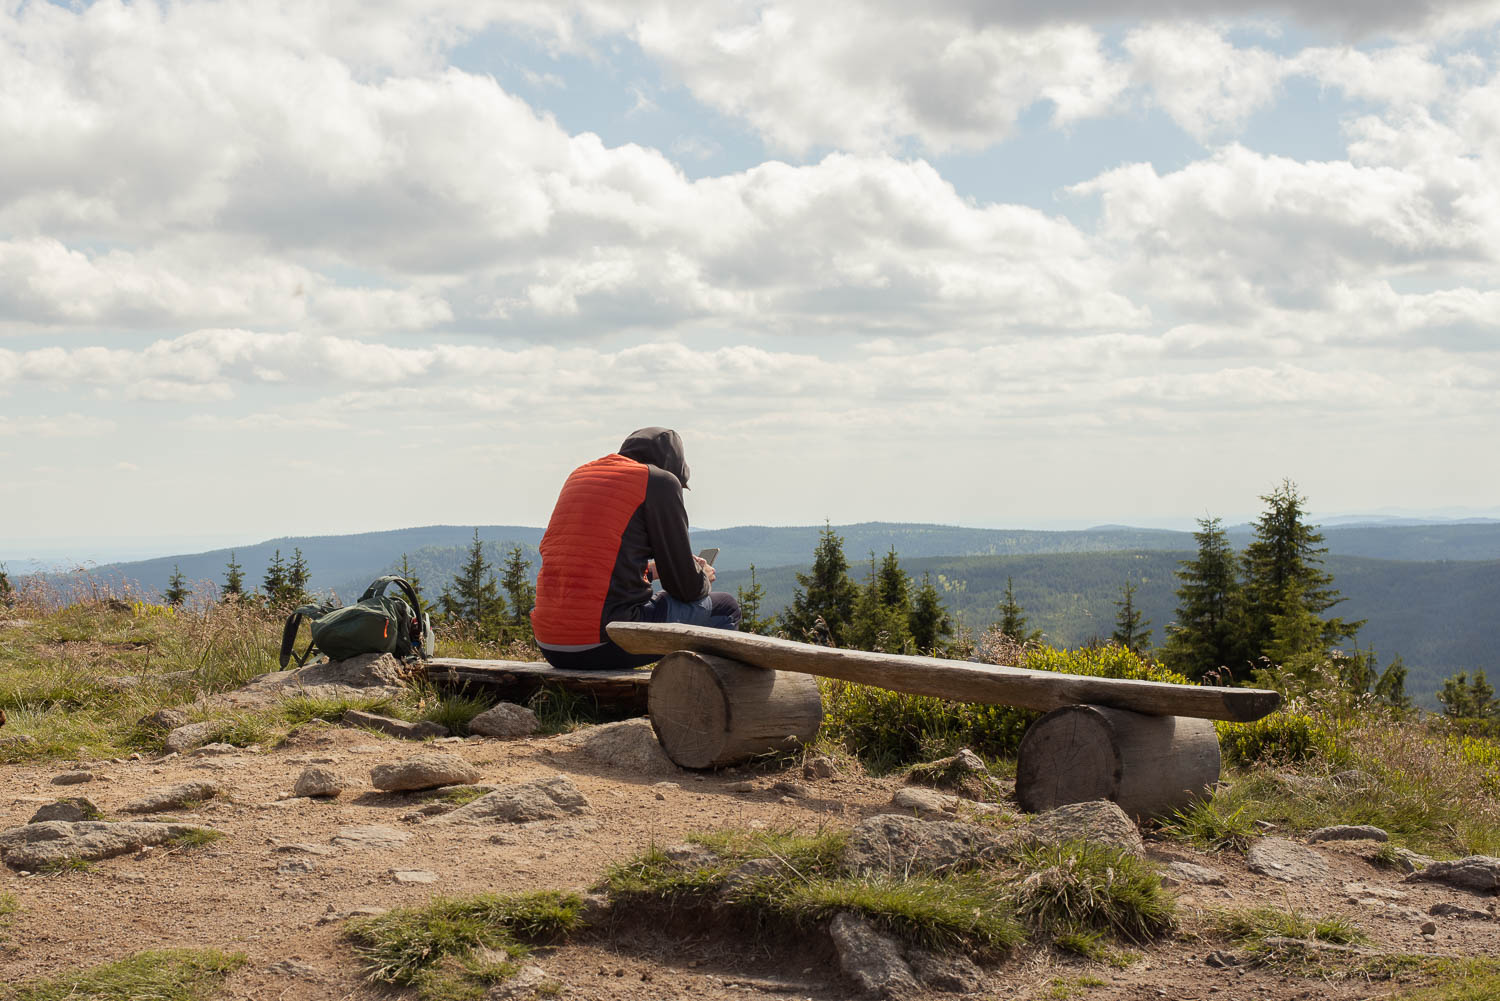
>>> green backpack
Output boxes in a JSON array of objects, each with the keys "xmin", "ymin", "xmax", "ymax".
[{"xmin": 278, "ymin": 575, "xmax": 433, "ymax": 668}]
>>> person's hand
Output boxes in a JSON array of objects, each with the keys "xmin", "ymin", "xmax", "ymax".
[
  {"xmin": 693, "ymin": 555, "xmax": 717, "ymax": 583},
  {"xmin": 644, "ymin": 559, "xmax": 658, "ymax": 583}
]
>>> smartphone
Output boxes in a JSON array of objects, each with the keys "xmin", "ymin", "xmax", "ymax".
[{"xmin": 696, "ymin": 547, "xmax": 720, "ymax": 567}]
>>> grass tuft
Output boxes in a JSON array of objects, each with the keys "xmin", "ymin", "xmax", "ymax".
[
  {"xmin": 1161, "ymin": 796, "xmax": 1258, "ymax": 852},
  {"xmin": 170, "ymin": 829, "xmax": 225, "ymax": 849},
  {"xmin": 6, "ymin": 947, "xmax": 246, "ymax": 1001},
  {"xmin": 1009, "ymin": 841, "xmax": 1176, "ymax": 945},
  {"xmin": 344, "ymin": 892, "xmax": 584, "ymax": 990}
]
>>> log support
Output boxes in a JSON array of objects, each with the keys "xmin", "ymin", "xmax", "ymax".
[
  {"xmin": 1015, "ymin": 704, "xmax": 1220, "ymax": 820},
  {"xmin": 648, "ymin": 651, "xmax": 823, "ymax": 769}
]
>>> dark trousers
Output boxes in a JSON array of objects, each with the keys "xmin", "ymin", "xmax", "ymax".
[{"xmin": 540, "ymin": 590, "xmax": 742, "ymax": 670}]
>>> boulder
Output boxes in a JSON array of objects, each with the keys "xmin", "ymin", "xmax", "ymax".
[
  {"xmin": 331, "ymin": 825, "xmax": 411, "ymax": 849},
  {"xmin": 209, "ymin": 652, "xmax": 413, "ymax": 710},
  {"xmin": 29, "ymin": 798, "xmax": 102, "ymax": 823},
  {"xmin": 120, "ymin": 781, "xmax": 221, "ymax": 813},
  {"xmin": 906, "ymin": 947, "xmax": 984, "ymax": 993},
  {"xmin": 468, "ymin": 703, "xmax": 540, "ymax": 739},
  {"xmin": 293, "ymin": 767, "xmax": 344, "ymax": 798},
  {"xmin": 555, "ymin": 719, "xmax": 677, "ymax": 776},
  {"xmin": 1247, "ymin": 838, "xmax": 1329, "ymax": 884},
  {"xmin": 1405, "ymin": 856, "xmax": 1500, "ymax": 894},
  {"xmin": 50, "ymin": 770, "xmax": 96, "ymax": 786},
  {"xmin": 371, "ymin": 753, "xmax": 480, "ymax": 792},
  {"xmin": 342, "ymin": 709, "xmax": 448, "ymax": 740},
  {"xmin": 429, "ymin": 775, "xmax": 591, "ymax": 825},
  {"xmin": 0, "ymin": 820, "xmax": 219, "ymax": 870},
  {"xmin": 891, "ymin": 786, "xmax": 959, "ymax": 816},
  {"xmin": 1025, "ymin": 800, "xmax": 1145, "ymax": 858},
  {"xmin": 829, "ymin": 912, "xmax": 918, "ymax": 998},
  {"xmin": 845, "ymin": 814, "xmax": 1009, "ymax": 877}
]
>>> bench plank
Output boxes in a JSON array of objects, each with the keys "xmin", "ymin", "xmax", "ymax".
[
  {"xmin": 607, "ymin": 622, "xmax": 1280, "ymax": 723},
  {"xmin": 425, "ymin": 657, "xmax": 650, "ymax": 707}
]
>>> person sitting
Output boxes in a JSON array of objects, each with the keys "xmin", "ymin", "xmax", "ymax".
[{"xmin": 530, "ymin": 427, "xmax": 741, "ymax": 670}]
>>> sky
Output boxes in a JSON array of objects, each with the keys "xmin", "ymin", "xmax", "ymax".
[{"xmin": 3, "ymin": 0, "xmax": 1500, "ymax": 562}]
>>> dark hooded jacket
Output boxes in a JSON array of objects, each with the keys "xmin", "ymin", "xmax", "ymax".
[{"xmin": 531, "ymin": 427, "xmax": 710, "ymax": 649}]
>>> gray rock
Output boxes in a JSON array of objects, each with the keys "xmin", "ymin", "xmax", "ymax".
[
  {"xmin": 1205, "ymin": 950, "xmax": 1241, "ymax": 968},
  {"xmin": 293, "ymin": 767, "xmax": 344, "ymax": 798},
  {"xmin": 277, "ymin": 859, "xmax": 317, "ymax": 874},
  {"xmin": 120, "ymin": 781, "xmax": 221, "ymax": 813},
  {"xmin": 845, "ymin": 814, "xmax": 1008, "ymax": 877},
  {"xmin": 266, "ymin": 960, "xmax": 322, "ymax": 980},
  {"xmin": 370, "ymin": 753, "xmax": 480, "ymax": 792},
  {"xmin": 906, "ymin": 948, "xmax": 984, "ymax": 993},
  {"xmin": 430, "ymin": 775, "xmax": 590, "ymax": 825},
  {"xmin": 1343, "ymin": 881, "xmax": 1407, "ymax": 902},
  {"xmin": 803, "ymin": 754, "xmax": 836, "ymax": 780},
  {"xmin": 1420, "ymin": 919, "xmax": 1438, "ymax": 936},
  {"xmin": 29, "ymin": 797, "xmax": 101, "ymax": 823},
  {"xmin": 210, "ymin": 652, "xmax": 412, "ymax": 710},
  {"xmin": 1428, "ymin": 901, "xmax": 1493, "ymax": 920},
  {"xmin": 664, "ymin": 843, "xmax": 722, "ymax": 869},
  {"xmin": 1308, "ymin": 825, "xmax": 1389, "ymax": 843},
  {"xmin": 273, "ymin": 842, "xmax": 335, "ymax": 856},
  {"xmin": 164, "ymin": 721, "xmax": 222, "ymax": 754},
  {"xmin": 1247, "ymin": 837, "xmax": 1329, "ymax": 884},
  {"xmin": 555, "ymin": 718, "xmax": 677, "ymax": 776},
  {"xmin": 1026, "ymin": 800, "xmax": 1145, "ymax": 859},
  {"xmin": 331, "ymin": 825, "xmax": 410, "ymax": 849},
  {"xmin": 1405, "ymin": 856, "xmax": 1500, "ymax": 894},
  {"xmin": 1378, "ymin": 846, "xmax": 1435, "ymax": 874},
  {"xmin": 772, "ymin": 779, "xmax": 813, "ymax": 799},
  {"xmin": 342, "ymin": 709, "xmax": 449, "ymax": 740},
  {"xmin": 723, "ymin": 857, "xmax": 785, "ymax": 892},
  {"xmin": 139, "ymin": 707, "xmax": 191, "ymax": 731},
  {"xmin": 392, "ymin": 869, "xmax": 439, "ymax": 884},
  {"xmin": 829, "ymin": 912, "xmax": 919, "ymax": 997},
  {"xmin": 891, "ymin": 786, "xmax": 959, "ymax": 816},
  {"xmin": 1161, "ymin": 861, "xmax": 1227, "ymax": 887},
  {"xmin": 189, "ymin": 743, "xmax": 240, "ymax": 756},
  {"xmin": 51, "ymin": 770, "xmax": 96, "ymax": 786},
  {"xmin": 468, "ymin": 703, "xmax": 540, "ymax": 739},
  {"xmin": 0, "ymin": 820, "xmax": 219, "ymax": 870}
]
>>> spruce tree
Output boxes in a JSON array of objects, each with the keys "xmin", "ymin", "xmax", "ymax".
[
  {"xmin": 1111, "ymin": 582, "xmax": 1152, "ymax": 653},
  {"xmin": 222, "ymin": 551, "xmax": 245, "ymax": 600},
  {"xmin": 286, "ymin": 548, "xmax": 312, "ymax": 606},
  {"xmin": 445, "ymin": 530, "xmax": 505, "ymax": 639},
  {"xmin": 1373, "ymin": 655, "xmax": 1412, "ymax": 710},
  {"xmin": 995, "ymin": 577, "xmax": 1037, "ymax": 641},
  {"xmin": 847, "ymin": 550, "xmax": 913, "ymax": 652},
  {"xmin": 908, "ymin": 572, "xmax": 953, "ymax": 654},
  {"xmin": 736, "ymin": 565, "xmax": 774, "ymax": 635},
  {"xmin": 780, "ymin": 522, "xmax": 859, "ymax": 645},
  {"xmin": 1437, "ymin": 671, "xmax": 1498, "ymax": 720},
  {"xmin": 0, "ymin": 563, "xmax": 12, "ymax": 606},
  {"xmin": 398, "ymin": 554, "xmax": 423, "ymax": 602},
  {"xmin": 162, "ymin": 565, "xmax": 191, "ymax": 607},
  {"xmin": 262, "ymin": 550, "xmax": 288, "ymax": 607},
  {"xmin": 1241, "ymin": 480, "xmax": 1361, "ymax": 663},
  {"xmin": 1161, "ymin": 517, "xmax": 1245, "ymax": 682},
  {"xmin": 500, "ymin": 545, "xmax": 536, "ymax": 641}
]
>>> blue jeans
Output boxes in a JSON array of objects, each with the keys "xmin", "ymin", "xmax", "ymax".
[{"xmin": 541, "ymin": 590, "xmax": 742, "ymax": 671}]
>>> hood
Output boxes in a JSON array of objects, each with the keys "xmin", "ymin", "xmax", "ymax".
[{"xmin": 619, "ymin": 426, "xmax": 690, "ymax": 489}]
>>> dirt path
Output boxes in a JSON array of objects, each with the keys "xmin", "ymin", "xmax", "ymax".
[{"xmin": 1, "ymin": 722, "xmax": 1495, "ymax": 1000}]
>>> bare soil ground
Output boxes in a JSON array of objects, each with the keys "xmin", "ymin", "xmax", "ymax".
[{"xmin": 2, "ymin": 721, "xmax": 1496, "ymax": 1001}]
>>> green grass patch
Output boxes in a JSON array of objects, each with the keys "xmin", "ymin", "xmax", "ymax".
[
  {"xmin": 424, "ymin": 785, "xmax": 491, "ymax": 806},
  {"xmin": 1374, "ymin": 958, "xmax": 1500, "ymax": 997},
  {"xmin": 170, "ymin": 829, "xmax": 225, "ymax": 849},
  {"xmin": 415, "ymin": 690, "xmax": 494, "ymax": 736},
  {"xmin": 1213, "ymin": 906, "xmax": 1366, "ymax": 947},
  {"xmin": 0, "ymin": 891, "xmax": 17, "ymax": 918},
  {"xmin": 3, "ymin": 947, "xmax": 245, "ymax": 1001},
  {"xmin": 525, "ymin": 685, "xmax": 626, "ymax": 734},
  {"xmin": 344, "ymin": 891, "xmax": 584, "ymax": 992},
  {"xmin": 1160, "ymin": 796, "xmax": 1258, "ymax": 852},
  {"xmin": 1010, "ymin": 841, "xmax": 1176, "ymax": 946}
]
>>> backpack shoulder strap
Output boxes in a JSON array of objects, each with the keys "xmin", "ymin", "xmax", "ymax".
[{"xmin": 362, "ymin": 575, "xmax": 423, "ymax": 616}]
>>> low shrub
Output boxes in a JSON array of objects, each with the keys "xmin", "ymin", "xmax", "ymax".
[
  {"xmin": 1216, "ymin": 709, "xmax": 1344, "ymax": 768},
  {"xmin": 1010, "ymin": 840, "xmax": 1176, "ymax": 946}
]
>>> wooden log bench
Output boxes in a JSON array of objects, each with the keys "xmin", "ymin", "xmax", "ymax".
[
  {"xmin": 608, "ymin": 622, "xmax": 1281, "ymax": 819},
  {"xmin": 425, "ymin": 658, "xmax": 651, "ymax": 715}
]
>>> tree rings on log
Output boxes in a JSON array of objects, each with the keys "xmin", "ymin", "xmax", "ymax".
[
  {"xmin": 1015, "ymin": 704, "xmax": 1220, "ymax": 820},
  {"xmin": 648, "ymin": 650, "xmax": 823, "ymax": 769}
]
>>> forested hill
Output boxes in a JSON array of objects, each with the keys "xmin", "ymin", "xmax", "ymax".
[
  {"xmin": 715, "ymin": 552, "xmax": 1500, "ymax": 709},
  {"xmin": 42, "ymin": 519, "xmax": 1500, "ymax": 602}
]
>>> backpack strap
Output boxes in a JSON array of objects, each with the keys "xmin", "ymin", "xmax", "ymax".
[
  {"xmin": 278, "ymin": 602, "xmax": 333, "ymax": 668},
  {"xmin": 359, "ymin": 576, "xmax": 428, "ymax": 657}
]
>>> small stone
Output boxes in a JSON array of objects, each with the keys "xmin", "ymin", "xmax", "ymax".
[
  {"xmin": 1343, "ymin": 881, "xmax": 1407, "ymax": 901},
  {"xmin": 429, "ymin": 775, "xmax": 590, "ymax": 825},
  {"xmin": 726, "ymin": 781, "xmax": 757, "ymax": 794},
  {"xmin": 1308, "ymin": 825, "xmax": 1389, "ymax": 843},
  {"xmin": 467, "ymin": 703, "xmax": 540, "ymax": 739},
  {"xmin": 273, "ymin": 843, "xmax": 335, "ymax": 856},
  {"xmin": 803, "ymin": 755, "xmax": 836, "ymax": 780},
  {"xmin": 163, "ymin": 721, "xmax": 222, "ymax": 754},
  {"xmin": 342, "ymin": 709, "xmax": 449, "ymax": 740},
  {"xmin": 392, "ymin": 869, "xmax": 439, "ymax": 883},
  {"xmin": 1420, "ymin": 920, "xmax": 1438, "ymax": 936},
  {"xmin": 554, "ymin": 718, "xmax": 678, "ymax": 776},
  {"xmin": 277, "ymin": 859, "xmax": 317, "ymax": 874},
  {"xmin": 266, "ymin": 960, "xmax": 322, "ymax": 980},
  {"xmin": 664, "ymin": 843, "xmax": 721, "ymax": 868},
  {"xmin": 188, "ymin": 742, "xmax": 239, "ymax": 756},
  {"xmin": 293, "ymin": 767, "xmax": 344, "ymax": 798},
  {"xmin": 121, "ymin": 781, "xmax": 221, "ymax": 813},
  {"xmin": 1161, "ymin": 861, "xmax": 1227, "ymax": 887},
  {"xmin": 50, "ymin": 771, "xmax": 96, "ymax": 786},
  {"xmin": 139, "ymin": 708, "xmax": 190, "ymax": 732},
  {"xmin": 29, "ymin": 797, "xmax": 101, "ymax": 823},
  {"xmin": 1428, "ymin": 902, "xmax": 1492, "ymax": 920},
  {"xmin": 487, "ymin": 964, "xmax": 550, "ymax": 999},
  {"xmin": 1205, "ymin": 950, "xmax": 1240, "ymax": 968},
  {"xmin": 891, "ymin": 786, "xmax": 958, "ymax": 815},
  {"xmin": 772, "ymin": 780, "xmax": 813, "ymax": 799},
  {"xmin": 1406, "ymin": 856, "xmax": 1500, "ymax": 893},
  {"xmin": 331, "ymin": 825, "xmax": 410, "ymax": 849},
  {"xmin": 1247, "ymin": 837, "xmax": 1329, "ymax": 884},
  {"xmin": 371, "ymin": 753, "xmax": 480, "ymax": 792}
]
